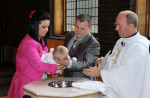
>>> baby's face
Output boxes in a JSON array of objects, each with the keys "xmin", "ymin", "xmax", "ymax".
[{"xmin": 53, "ymin": 53, "xmax": 67, "ymax": 60}]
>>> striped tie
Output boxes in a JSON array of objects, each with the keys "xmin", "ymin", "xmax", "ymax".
[{"xmin": 69, "ymin": 40, "xmax": 77, "ymax": 55}]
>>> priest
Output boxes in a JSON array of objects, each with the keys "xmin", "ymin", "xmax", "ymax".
[{"xmin": 73, "ymin": 10, "xmax": 150, "ymax": 98}]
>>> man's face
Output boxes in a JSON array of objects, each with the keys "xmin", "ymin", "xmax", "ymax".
[
  {"xmin": 115, "ymin": 13, "xmax": 130, "ymax": 38},
  {"xmin": 74, "ymin": 19, "xmax": 92, "ymax": 39}
]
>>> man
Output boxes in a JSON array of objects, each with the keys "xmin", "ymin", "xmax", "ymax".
[
  {"xmin": 55, "ymin": 14, "xmax": 100, "ymax": 80},
  {"xmin": 74, "ymin": 10, "xmax": 150, "ymax": 98}
]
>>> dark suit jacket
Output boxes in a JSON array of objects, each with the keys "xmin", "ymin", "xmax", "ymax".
[{"xmin": 64, "ymin": 31, "xmax": 100, "ymax": 80}]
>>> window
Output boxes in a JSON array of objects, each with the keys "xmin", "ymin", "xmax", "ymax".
[{"xmin": 65, "ymin": 0, "xmax": 99, "ymax": 34}]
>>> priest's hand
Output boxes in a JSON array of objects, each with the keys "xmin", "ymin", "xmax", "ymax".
[
  {"xmin": 95, "ymin": 57, "xmax": 104, "ymax": 65},
  {"xmin": 82, "ymin": 67, "xmax": 101, "ymax": 77},
  {"xmin": 54, "ymin": 56, "xmax": 70, "ymax": 67}
]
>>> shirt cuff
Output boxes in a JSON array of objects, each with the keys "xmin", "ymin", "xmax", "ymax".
[{"xmin": 67, "ymin": 59, "xmax": 72, "ymax": 68}]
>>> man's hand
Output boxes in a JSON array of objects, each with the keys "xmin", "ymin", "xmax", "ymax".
[
  {"xmin": 54, "ymin": 56, "xmax": 70, "ymax": 67},
  {"xmin": 82, "ymin": 67, "xmax": 101, "ymax": 77}
]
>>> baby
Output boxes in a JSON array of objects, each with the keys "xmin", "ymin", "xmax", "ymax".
[{"xmin": 41, "ymin": 45, "xmax": 69, "ymax": 79}]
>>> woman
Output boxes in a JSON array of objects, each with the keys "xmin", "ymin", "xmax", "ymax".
[{"xmin": 7, "ymin": 10, "xmax": 63, "ymax": 98}]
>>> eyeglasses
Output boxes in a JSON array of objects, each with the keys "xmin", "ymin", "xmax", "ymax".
[{"xmin": 114, "ymin": 23, "xmax": 121, "ymax": 28}]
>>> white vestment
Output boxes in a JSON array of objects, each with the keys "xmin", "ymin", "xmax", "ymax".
[
  {"xmin": 41, "ymin": 48, "xmax": 59, "ymax": 65},
  {"xmin": 101, "ymin": 32, "xmax": 150, "ymax": 98},
  {"xmin": 41, "ymin": 48, "xmax": 60, "ymax": 79}
]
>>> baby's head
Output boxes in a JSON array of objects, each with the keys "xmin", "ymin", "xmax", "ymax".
[{"xmin": 53, "ymin": 45, "xmax": 68, "ymax": 60}]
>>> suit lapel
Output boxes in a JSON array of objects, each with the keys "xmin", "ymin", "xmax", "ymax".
[
  {"xmin": 64, "ymin": 31, "xmax": 75, "ymax": 47},
  {"xmin": 70, "ymin": 33, "xmax": 92, "ymax": 57}
]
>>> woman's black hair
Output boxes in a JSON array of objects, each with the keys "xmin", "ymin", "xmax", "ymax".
[{"xmin": 28, "ymin": 10, "xmax": 50, "ymax": 48}]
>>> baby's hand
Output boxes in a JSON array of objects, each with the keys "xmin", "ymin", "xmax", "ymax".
[
  {"xmin": 42, "ymin": 51, "xmax": 46, "ymax": 54},
  {"xmin": 50, "ymin": 48, "xmax": 54, "ymax": 52}
]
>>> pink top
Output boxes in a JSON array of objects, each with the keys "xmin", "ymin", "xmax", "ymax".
[{"xmin": 7, "ymin": 34, "xmax": 57, "ymax": 98}]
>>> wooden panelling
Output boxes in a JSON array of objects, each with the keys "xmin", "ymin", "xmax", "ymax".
[
  {"xmin": 47, "ymin": 39, "xmax": 57, "ymax": 49},
  {"xmin": 136, "ymin": 0, "xmax": 146, "ymax": 36},
  {"xmin": 54, "ymin": 0, "xmax": 64, "ymax": 35},
  {"xmin": 57, "ymin": 40, "xmax": 64, "ymax": 46},
  {"xmin": 47, "ymin": 39, "xmax": 64, "ymax": 51},
  {"xmin": 145, "ymin": 0, "xmax": 150, "ymax": 39}
]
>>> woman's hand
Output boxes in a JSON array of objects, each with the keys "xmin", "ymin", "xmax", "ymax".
[
  {"xmin": 82, "ymin": 67, "xmax": 101, "ymax": 77},
  {"xmin": 57, "ymin": 65, "xmax": 64, "ymax": 70}
]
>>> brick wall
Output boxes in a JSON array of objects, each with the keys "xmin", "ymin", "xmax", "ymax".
[
  {"xmin": 0, "ymin": 0, "xmax": 137, "ymax": 59},
  {"xmin": 2, "ymin": 0, "xmax": 51, "ymax": 47},
  {"xmin": 0, "ymin": 0, "xmax": 54, "ymax": 64},
  {"xmin": 98, "ymin": 0, "xmax": 136, "ymax": 56}
]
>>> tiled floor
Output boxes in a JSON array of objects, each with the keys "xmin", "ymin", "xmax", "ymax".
[
  {"xmin": 0, "ymin": 96, "xmax": 6, "ymax": 98},
  {"xmin": 0, "ymin": 82, "xmax": 11, "ymax": 96},
  {"xmin": 0, "ymin": 63, "xmax": 15, "ymax": 97},
  {"xmin": 0, "ymin": 64, "xmax": 15, "ymax": 78}
]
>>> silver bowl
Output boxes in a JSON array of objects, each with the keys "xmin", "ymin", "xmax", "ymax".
[{"xmin": 48, "ymin": 81, "xmax": 74, "ymax": 88}]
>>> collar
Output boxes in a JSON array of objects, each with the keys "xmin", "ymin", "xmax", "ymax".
[
  {"xmin": 126, "ymin": 32, "xmax": 138, "ymax": 38},
  {"xmin": 75, "ymin": 32, "xmax": 91, "ymax": 41}
]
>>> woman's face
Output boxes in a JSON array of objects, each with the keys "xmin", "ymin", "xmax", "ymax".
[{"xmin": 38, "ymin": 20, "xmax": 50, "ymax": 40}]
